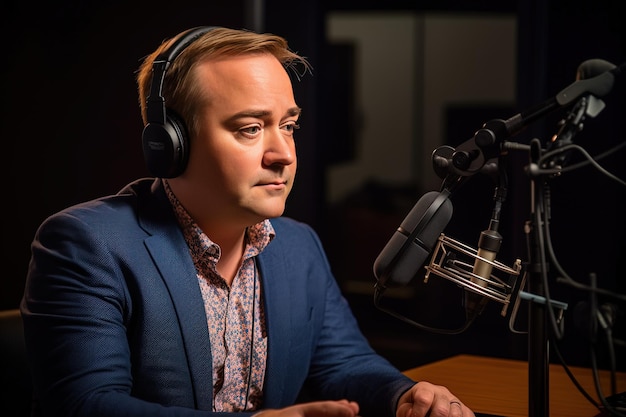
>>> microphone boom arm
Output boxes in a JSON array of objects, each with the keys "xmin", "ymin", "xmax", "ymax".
[{"xmin": 439, "ymin": 62, "xmax": 622, "ymax": 179}]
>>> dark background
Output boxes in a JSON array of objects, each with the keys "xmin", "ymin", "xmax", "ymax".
[{"xmin": 2, "ymin": 0, "xmax": 625, "ymax": 388}]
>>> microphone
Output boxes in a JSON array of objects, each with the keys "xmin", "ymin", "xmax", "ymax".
[
  {"xmin": 373, "ymin": 191, "xmax": 453, "ymax": 289},
  {"xmin": 463, "ymin": 182, "xmax": 505, "ymax": 318},
  {"xmin": 545, "ymin": 59, "xmax": 619, "ymax": 167},
  {"xmin": 576, "ymin": 58, "xmax": 622, "ymax": 81},
  {"xmin": 464, "ymin": 228, "xmax": 502, "ymax": 317},
  {"xmin": 554, "ymin": 59, "xmax": 623, "ymax": 106}
]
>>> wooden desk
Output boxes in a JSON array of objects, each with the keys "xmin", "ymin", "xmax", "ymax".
[{"xmin": 403, "ymin": 354, "xmax": 625, "ymax": 417}]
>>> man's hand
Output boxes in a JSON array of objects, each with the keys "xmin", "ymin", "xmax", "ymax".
[
  {"xmin": 396, "ymin": 381, "xmax": 475, "ymax": 417},
  {"xmin": 254, "ymin": 399, "xmax": 360, "ymax": 417}
]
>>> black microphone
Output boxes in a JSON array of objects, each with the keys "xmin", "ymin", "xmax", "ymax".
[
  {"xmin": 545, "ymin": 59, "xmax": 620, "ymax": 167},
  {"xmin": 373, "ymin": 191, "xmax": 453, "ymax": 289},
  {"xmin": 576, "ymin": 58, "xmax": 622, "ymax": 81}
]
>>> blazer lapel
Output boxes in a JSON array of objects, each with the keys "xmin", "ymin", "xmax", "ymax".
[
  {"xmin": 256, "ymin": 247, "xmax": 291, "ymax": 407},
  {"xmin": 137, "ymin": 179, "xmax": 213, "ymax": 411}
]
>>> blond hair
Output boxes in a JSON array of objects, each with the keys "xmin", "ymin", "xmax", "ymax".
[{"xmin": 137, "ymin": 27, "xmax": 311, "ymax": 139}]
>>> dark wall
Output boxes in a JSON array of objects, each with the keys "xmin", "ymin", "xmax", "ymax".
[{"xmin": 2, "ymin": 2, "xmax": 251, "ymax": 309}]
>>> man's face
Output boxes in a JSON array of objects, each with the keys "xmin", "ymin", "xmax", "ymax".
[{"xmin": 179, "ymin": 53, "xmax": 300, "ymax": 228}]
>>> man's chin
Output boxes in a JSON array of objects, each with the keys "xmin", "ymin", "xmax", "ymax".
[
  {"xmin": 247, "ymin": 204, "xmax": 286, "ymax": 222},
  {"xmin": 262, "ymin": 208, "xmax": 286, "ymax": 219}
]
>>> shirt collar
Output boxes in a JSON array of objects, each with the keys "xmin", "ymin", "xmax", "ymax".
[{"xmin": 162, "ymin": 179, "xmax": 275, "ymax": 263}]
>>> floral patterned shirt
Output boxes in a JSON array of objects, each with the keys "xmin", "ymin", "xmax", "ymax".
[{"xmin": 164, "ymin": 180, "xmax": 271, "ymax": 411}]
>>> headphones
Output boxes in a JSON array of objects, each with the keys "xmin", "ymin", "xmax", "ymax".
[{"xmin": 142, "ymin": 26, "xmax": 218, "ymax": 178}]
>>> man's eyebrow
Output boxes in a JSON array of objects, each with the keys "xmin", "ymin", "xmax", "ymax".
[
  {"xmin": 226, "ymin": 110, "xmax": 270, "ymax": 122},
  {"xmin": 286, "ymin": 107, "xmax": 302, "ymax": 117},
  {"xmin": 226, "ymin": 107, "xmax": 302, "ymax": 123}
]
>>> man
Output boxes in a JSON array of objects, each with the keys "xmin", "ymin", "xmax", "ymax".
[{"xmin": 21, "ymin": 26, "xmax": 474, "ymax": 417}]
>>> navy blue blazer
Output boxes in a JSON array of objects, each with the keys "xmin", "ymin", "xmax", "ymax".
[{"xmin": 21, "ymin": 178, "xmax": 415, "ymax": 417}]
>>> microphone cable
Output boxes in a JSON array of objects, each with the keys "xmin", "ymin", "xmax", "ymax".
[
  {"xmin": 373, "ymin": 284, "xmax": 476, "ymax": 335},
  {"xmin": 588, "ymin": 274, "xmax": 626, "ymax": 416},
  {"xmin": 548, "ymin": 276, "xmax": 624, "ymax": 416},
  {"xmin": 538, "ymin": 142, "xmax": 626, "ymax": 187}
]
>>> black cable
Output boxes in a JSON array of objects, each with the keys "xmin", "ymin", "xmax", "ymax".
[
  {"xmin": 598, "ymin": 306, "xmax": 618, "ymax": 396},
  {"xmin": 551, "ymin": 334, "xmax": 600, "ymax": 409},
  {"xmin": 589, "ymin": 274, "xmax": 626, "ymax": 417},
  {"xmin": 536, "ymin": 146, "xmax": 626, "ymax": 302},
  {"xmin": 548, "ymin": 281, "xmax": 625, "ymax": 417},
  {"xmin": 539, "ymin": 143, "xmax": 626, "ymax": 187},
  {"xmin": 373, "ymin": 287, "xmax": 475, "ymax": 335},
  {"xmin": 534, "ymin": 179, "xmax": 565, "ymax": 340},
  {"xmin": 556, "ymin": 141, "xmax": 626, "ymax": 173},
  {"xmin": 543, "ymin": 213, "xmax": 626, "ymax": 301}
]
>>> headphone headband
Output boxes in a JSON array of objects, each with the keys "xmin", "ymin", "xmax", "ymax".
[
  {"xmin": 142, "ymin": 26, "xmax": 218, "ymax": 178},
  {"xmin": 145, "ymin": 27, "xmax": 216, "ymax": 125}
]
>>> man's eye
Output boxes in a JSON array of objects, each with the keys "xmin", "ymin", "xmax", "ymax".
[
  {"xmin": 241, "ymin": 126, "xmax": 262, "ymax": 135},
  {"xmin": 284, "ymin": 123, "xmax": 300, "ymax": 133}
]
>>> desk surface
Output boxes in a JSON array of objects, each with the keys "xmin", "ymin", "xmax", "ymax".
[{"xmin": 403, "ymin": 354, "xmax": 625, "ymax": 417}]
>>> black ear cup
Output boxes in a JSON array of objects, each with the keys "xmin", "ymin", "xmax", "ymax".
[
  {"xmin": 142, "ymin": 110, "xmax": 189, "ymax": 178},
  {"xmin": 141, "ymin": 26, "xmax": 217, "ymax": 178}
]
